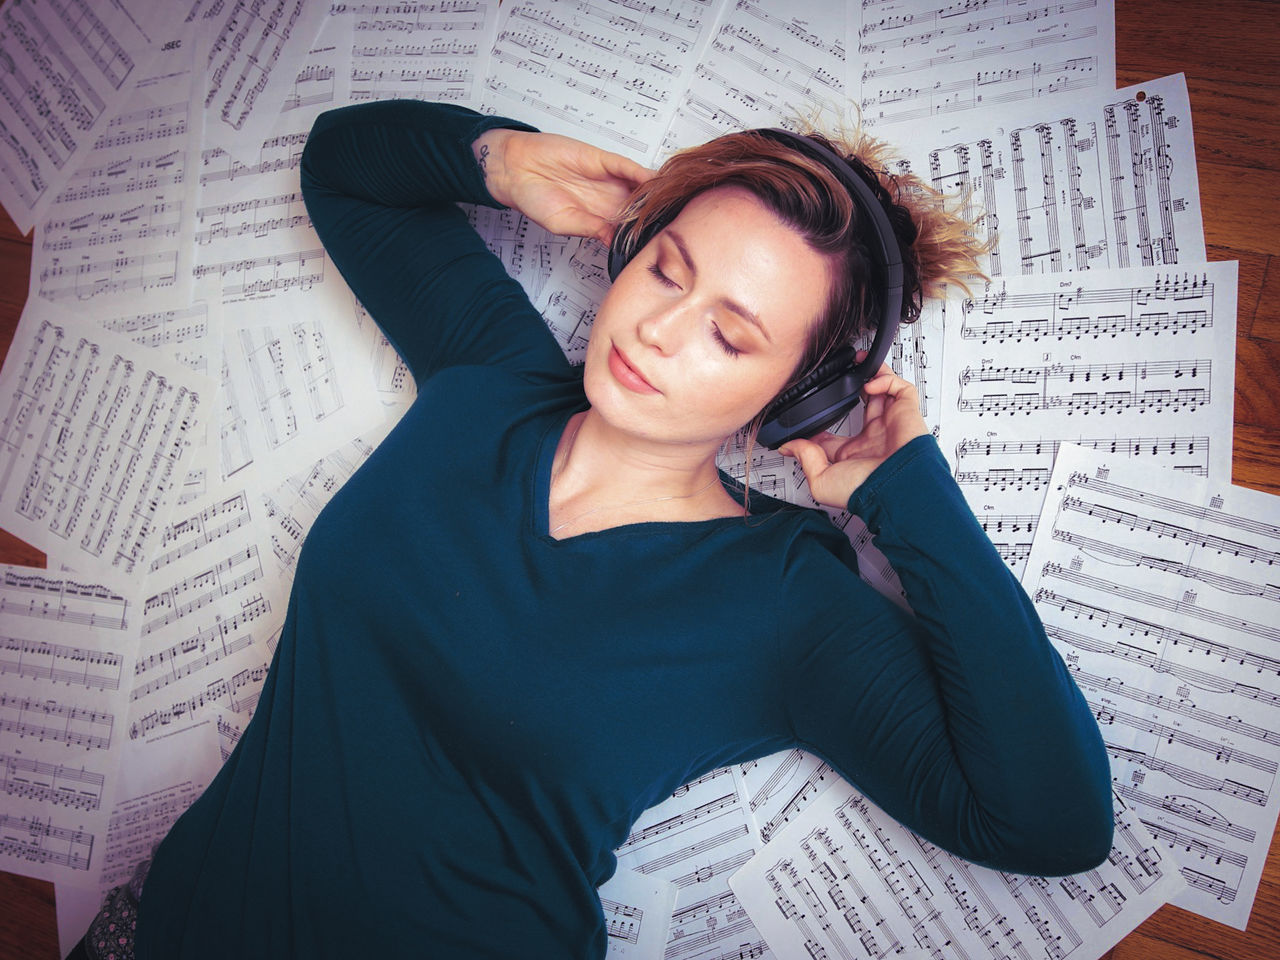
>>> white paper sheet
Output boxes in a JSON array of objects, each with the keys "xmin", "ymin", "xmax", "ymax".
[
  {"xmin": 903, "ymin": 73, "xmax": 1205, "ymax": 276},
  {"xmin": 31, "ymin": 23, "xmax": 204, "ymax": 311},
  {"xmin": 216, "ymin": 300, "xmax": 384, "ymax": 490},
  {"xmin": 659, "ymin": 0, "xmax": 849, "ymax": 158},
  {"xmin": 853, "ymin": 0, "xmax": 1116, "ymax": 134},
  {"xmin": 0, "ymin": 301, "xmax": 216, "ymax": 592},
  {"xmin": 129, "ymin": 486, "xmax": 285, "ymax": 746},
  {"xmin": 937, "ymin": 261, "xmax": 1237, "ymax": 576},
  {"xmin": 0, "ymin": 566, "xmax": 137, "ymax": 885},
  {"xmin": 0, "ymin": 0, "xmax": 184, "ymax": 233},
  {"xmin": 599, "ymin": 867, "xmax": 679, "ymax": 960},
  {"xmin": 335, "ymin": 0, "xmax": 498, "ymax": 108},
  {"xmin": 615, "ymin": 765, "xmax": 777, "ymax": 960},
  {"xmin": 193, "ymin": 0, "xmax": 328, "ymax": 163},
  {"xmin": 1024, "ymin": 442, "xmax": 1280, "ymax": 929},
  {"xmin": 54, "ymin": 690, "xmax": 223, "ymax": 956},
  {"xmin": 483, "ymin": 0, "xmax": 720, "ymax": 165},
  {"xmin": 730, "ymin": 778, "xmax": 1185, "ymax": 960}
]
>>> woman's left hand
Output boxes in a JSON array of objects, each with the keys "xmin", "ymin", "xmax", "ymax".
[{"xmin": 779, "ymin": 361, "xmax": 930, "ymax": 509}]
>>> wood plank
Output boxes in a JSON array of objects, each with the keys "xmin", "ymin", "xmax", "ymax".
[
  {"xmin": 1234, "ymin": 335, "xmax": 1280, "ymax": 433},
  {"xmin": 1250, "ymin": 256, "xmax": 1279, "ymax": 343},
  {"xmin": 0, "ymin": 872, "xmax": 58, "ymax": 960},
  {"xmin": 1116, "ymin": 0, "xmax": 1280, "ymax": 173},
  {"xmin": 1234, "ymin": 422, "xmax": 1280, "ymax": 496},
  {"xmin": 1206, "ymin": 244, "xmax": 1266, "ymax": 338},
  {"xmin": 1198, "ymin": 162, "xmax": 1280, "ymax": 259}
]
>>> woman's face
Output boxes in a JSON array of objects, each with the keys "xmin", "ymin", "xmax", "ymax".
[{"xmin": 584, "ymin": 186, "xmax": 832, "ymax": 447}]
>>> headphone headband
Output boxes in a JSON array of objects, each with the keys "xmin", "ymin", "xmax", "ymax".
[{"xmin": 607, "ymin": 127, "xmax": 907, "ymax": 449}]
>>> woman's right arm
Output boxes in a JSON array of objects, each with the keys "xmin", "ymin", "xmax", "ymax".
[{"xmin": 299, "ymin": 100, "xmax": 567, "ymax": 382}]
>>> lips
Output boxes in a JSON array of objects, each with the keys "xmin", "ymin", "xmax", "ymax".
[{"xmin": 608, "ymin": 344, "xmax": 660, "ymax": 394}]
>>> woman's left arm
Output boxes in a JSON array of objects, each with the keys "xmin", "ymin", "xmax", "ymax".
[{"xmin": 781, "ymin": 431, "xmax": 1114, "ymax": 877}]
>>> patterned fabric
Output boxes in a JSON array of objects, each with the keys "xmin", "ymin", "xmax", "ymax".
[{"xmin": 81, "ymin": 858, "xmax": 150, "ymax": 960}]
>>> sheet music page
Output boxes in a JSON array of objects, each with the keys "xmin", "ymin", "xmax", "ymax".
[
  {"xmin": 658, "ymin": 0, "xmax": 849, "ymax": 157},
  {"xmin": 739, "ymin": 748, "xmax": 837, "ymax": 847},
  {"xmin": 483, "ymin": 0, "xmax": 720, "ymax": 165},
  {"xmin": 217, "ymin": 301, "xmax": 386, "ymax": 491},
  {"xmin": 1024, "ymin": 442, "xmax": 1280, "ymax": 929},
  {"xmin": 598, "ymin": 867, "xmax": 679, "ymax": 959},
  {"xmin": 259, "ymin": 429, "xmax": 389, "ymax": 574},
  {"xmin": 903, "ymin": 73, "xmax": 1205, "ymax": 276},
  {"xmin": 853, "ymin": 0, "xmax": 1116, "ymax": 135},
  {"xmin": 937, "ymin": 260, "xmax": 1237, "ymax": 576},
  {"xmin": 466, "ymin": 203, "xmax": 567, "ymax": 306},
  {"xmin": 0, "ymin": 566, "xmax": 137, "ymax": 885},
  {"xmin": 729, "ymin": 778, "xmax": 1185, "ymax": 960},
  {"xmin": 129, "ymin": 487, "xmax": 285, "ymax": 750},
  {"xmin": 30, "ymin": 25, "xmax": 204, "ymax": 311},
  {"xmin": 334, "ymin": 0, "xmax": 498, "ymax": 108},
  {"xmin": 193, "ymin": 118, "xmax": 320, "ymax": 305},
  {"xmin": 53, "ymin": 721, "xmax": 221, "ymax": 956},
  {"xmin": 0, "ymin": 301, "xmax": 216, "ymax": 593},
  {"xmin": 95, "ymin": 297, "xmax": 222, "ymax": 506},
  {"xmin": 97, "ymin": 299, "xmax": 219, "ymax": 378},
  {"xmin": 0, "ymin": 0, "xmax": 185, "ymax": 234},
  {"xmin": 344, "ymin": 294, "xmax": 415, "ymax": 410},
  {"xmin": 192, "ymin": 0, "xmax": 328, "ymax": 163},
  {"xmin": 614, "ymin": 764, "xmax": 777, "ymax": 960},
  {"xmin": 279, "ymin": 14, "xmax": 344, "ymax": 121}
]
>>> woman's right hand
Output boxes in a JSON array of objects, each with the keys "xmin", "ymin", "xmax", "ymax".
[{"xmin": 473, "ymin": 128, "xmax": 655, "ymax": 245}]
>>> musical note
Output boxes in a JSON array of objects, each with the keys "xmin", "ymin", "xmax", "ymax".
[
  {"xmin": 334, "ymin": 0, "xmax": 495, "ymax": 106},
  {"xmin": 0, "ymin": 0, "xmax": 175, "ymax": 233},
  {"xmin": 0, "ymin": 562, "xmax": 136, "ymax": 883},
  {"xmin": 731, "ymin": 778, "xmax": 1182, "ymax": 960},
  {"xmin": 938, "ymin": 260, "xmax": 1236, "ymax": 579},
  {"xmin": 199, "ymin": 0, "xmax": 328, "ymax": 152},
  {"xmin": 486, "ymin": 0, "xmax": 717, "ymax": 164},
  {"xmin": 1024, "ymin": 442, "xmax": 1280, "ymax": 927},
  {"xmin": 910, "ymin": 75, "xmax": 1203, "ymax": 278}
]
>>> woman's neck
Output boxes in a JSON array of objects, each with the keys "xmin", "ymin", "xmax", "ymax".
[{"xmin": 547, "ymin": 409, "xmax": 742, "ymax": 537}]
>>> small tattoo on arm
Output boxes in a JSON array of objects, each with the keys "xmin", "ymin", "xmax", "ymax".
[{"xmin": 478, "ymin": 143, "xmax": 490, "ymax": 177}]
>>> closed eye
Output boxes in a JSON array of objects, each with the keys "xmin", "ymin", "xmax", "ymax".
[
  {"xmin": 712, "ymin": 325, "xmax": 742, "ymax": 358},
  {"xmin": 646, "ymin": 261, "xmax": 679, "ymax": 288}
]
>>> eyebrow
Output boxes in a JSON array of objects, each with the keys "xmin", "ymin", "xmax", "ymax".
[{"xmin": 664, "ymin": 229, "xmax": 773, "ymax": 343}]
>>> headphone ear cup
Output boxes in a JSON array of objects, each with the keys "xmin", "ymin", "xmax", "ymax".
[
  {"xmin": 757, "ymin": 344, "xmax": 864, "ymax": 449},
  {"xmin": 770, "ymin": 344, "xmax": 858, "ymax": 410}
]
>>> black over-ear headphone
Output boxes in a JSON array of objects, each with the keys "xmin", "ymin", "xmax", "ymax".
[{"xmin": 606, "ymin": 128, "xmax": 905, "ymax": 450}]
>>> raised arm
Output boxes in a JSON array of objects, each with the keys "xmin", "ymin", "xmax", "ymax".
[
  {"xmin": 781, "ymin": 434, "xmax": 1114, "ymax": 876},
  {"xmin": 300, "ymin": 100, "xmax": 649, "ymax": 383}
]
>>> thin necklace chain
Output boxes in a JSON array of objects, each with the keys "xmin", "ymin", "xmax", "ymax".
[{"xmin": 549, "ymin": 417, "xmax": 721, "ymax": 535}]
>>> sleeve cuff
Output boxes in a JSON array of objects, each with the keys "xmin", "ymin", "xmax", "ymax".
[{"xmin": 846, "ymin": 434, "xmax": 955, "ymax": 532}]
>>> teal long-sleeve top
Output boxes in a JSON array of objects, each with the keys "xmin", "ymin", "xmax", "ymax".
[{"xmin": 135, "ymin": 100, "xmax": 1113, "ymax": 959}]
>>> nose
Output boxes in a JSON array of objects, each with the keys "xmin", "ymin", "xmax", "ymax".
[{"xmin": 635, "ymin": 302, "xmax": 689, "ymax": 355}]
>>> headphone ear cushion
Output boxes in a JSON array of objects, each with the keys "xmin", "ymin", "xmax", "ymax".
[{"xmin": 769, "ymin": 344, "xmax": 859, "ymax": 411}]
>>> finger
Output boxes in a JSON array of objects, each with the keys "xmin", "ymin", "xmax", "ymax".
[
  {"xmin": 794, "ymin": 431, "xmax": 849, "ymax": 459},
  {"xmin": 599, "ymin": 150, "xmax": 657, "ymax": 189},
  {"xmin": 862, "ymin": 391, "xmax": 886, "ymax": 424},
  {"xmin": 777, "ymin": 437, "xmax": 831, "ymax": 481}
]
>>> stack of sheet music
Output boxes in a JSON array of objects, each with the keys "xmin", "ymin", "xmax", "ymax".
[{"xmin": 0, "ymin": 2, "xmax": 1273, "ymax": 958}]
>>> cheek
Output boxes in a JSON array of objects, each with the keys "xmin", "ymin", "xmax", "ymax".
[{"xmin": 686, "ymin": 351, "xmax": 794, "ymax": 418}]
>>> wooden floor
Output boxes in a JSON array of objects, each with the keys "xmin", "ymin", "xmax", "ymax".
[{"xmin": 1, "ymin": 1, "xmax": 1279, "ymax": 957}]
